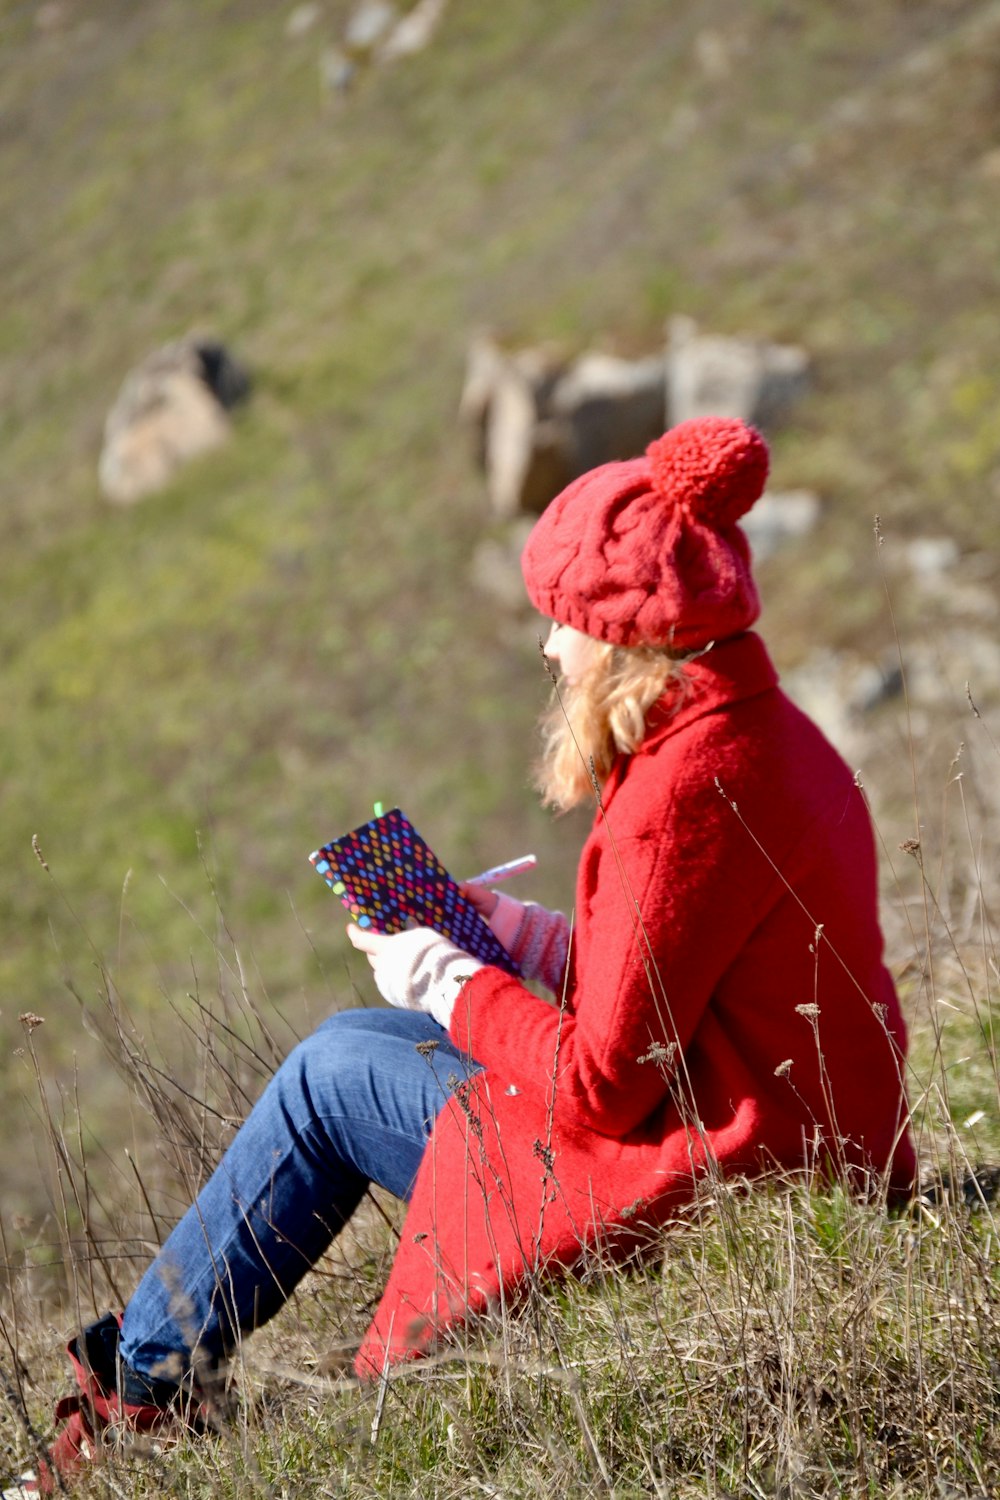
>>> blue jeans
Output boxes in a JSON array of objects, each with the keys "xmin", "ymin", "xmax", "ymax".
[{"xmin": 119, "ymin": 1008, "xmax": 481, "ymax": 1385}]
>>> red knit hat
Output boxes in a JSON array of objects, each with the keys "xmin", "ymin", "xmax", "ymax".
[{"xmin": 521, "ymin": 416, "xmax": 769, "ymax": 651}]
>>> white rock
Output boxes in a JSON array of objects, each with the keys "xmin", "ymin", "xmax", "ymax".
[
  {"xmin": 905, "ymin": 536, "xmax": 960, "ymax": 579},
  {"xmin": 377, "ymin": 0, "xmax": 448, "ymax": 62},
  {"xmin": 742, "ymin": 490, "xmax": 822, "ymax": 562},
  {"xmin": 345, "ymin": 0, "xmax": 398, "ymax": 52},
  {"xmin": 469, "ymin": 523, "xmax": 535, "ymax": 612},
  {"xmin": 286, "ymin": 3, "xmax": 322, "ymax": 39},
  {"xmin": 460, "ymin": 338, "xmax": 570, "ymax": 517},
  {"xmin": 905, "ymin": 629, "xmax": 1000, "ymax": 707},
  {"xmin": 978, "ymin": 146, "xmax": 1000, "ymax": 181},
  {"xmin": 35, "ymin": 3, "xmax": 68, "ymax": 32},
  {"xmin": 99, "ymin": 372, "xmax": 230, "ymax": 505},
  {"xmin": 551, "ymin": 352, "xmax": 666, "ymax": 474},
  {"xmin": 459, "ymin": 333, "xmax": 509, "ymax": 464},
  {"xmin": 485, "ymin": 375, "xmax": 568, "ymax": 520},
  {"xmin": 666, "ymin": 314, "xmax": 810, "ymax": 429},
  {"xmin": 901, "ymin": 538, "xmax": 996, "ymax": 619},
  {"xmin": 98, "ymin": 337, "xmax": 249, "ymax": 505},
  {"xmin": 782, "ymin": 650, "xmax": 861, "ymax": 758},
  {"xmin": 662, "ymin": 103, "xmax": 701, "ymax": 150},
  {"xmin": 694, "ymin": 29, "xmax": 732, "ymax": 81},
  {"xmin": 320, "ymin": 46, "xmax": 356, "ymax": 93}
]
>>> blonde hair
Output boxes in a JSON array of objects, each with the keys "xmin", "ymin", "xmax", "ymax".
[{"xmin": 534, "ymin": 638, "xmax": 688, "ymax": 812}]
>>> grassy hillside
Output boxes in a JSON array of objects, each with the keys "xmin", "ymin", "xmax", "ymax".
[
  {"xmin": 2, "ymin": 0, "xmax": 999, "ymax": 1195},
  {"xmin": 3, "ymin": 2, "xmax": 1000, "ymax": 1492}
]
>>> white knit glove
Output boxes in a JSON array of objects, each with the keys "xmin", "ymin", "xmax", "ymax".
[{"xmin": 347, "ymin": 925, "xmax": 484, "ymax": 1030}]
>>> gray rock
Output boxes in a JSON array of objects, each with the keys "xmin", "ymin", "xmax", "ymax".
[
  {"xmin": 320, "ymin": 46, "xmax": 356, "ymax": 94},
  {"xmin": 663, "ymin": 103, "xmax": 701, "ymax": 150},
  {"xmin": 847, "ymin": 655, "xmax": 904, "ymax": 715},
  {"xmin": 782, "ymin": 650, "xmax": 861, "ymax": 757},
  {"xmin": 469, "ymin": 522, "xmax": 535, "ymax": 612},
  {"xmin": 286, "ymin": 3, "xmax": 322, "ymax": 39},
  {"xmin": 99, "ymin": 337, "xmax": 250, "ymax": 505},
  {"xmin": 904, "ymin": 535, "xmax": 960, "ymax": 579},
  {"xmin": 461, "ymin": 337, "xmax": 665, "ymax": 518},
  {"xmin": 460, "ymin": 338, "xmax": 570, "ymax": 518},
  {"xmin": 344, "ymin": 0, "xmax": 398, "ymax": 52},
  {"xmin": 905, "ymin": 629, "xmax": 1000, "ymax": 708},
  {"xmin": 694, "ymin": 29, "xmax": 734, "ymax": 81},
  {"xmin": 458, "ymin": 334, "xmax": 510, "ymax": 469},
  {"xmin": 898, "ymin": 536, "xmax": 997, "ymax": 619},
  {"xmin": 464, "ymin": 321, "xmax": 810, "ymax": 519},
  {"xmin": 377, "ymin": 0, "xmax": 448, "ymax": 62},
  {"xmin": 483, "ymin": 375, "xmax": 570, "ymax": 520},
  {"xmin": 35, "ymin": 3, "xmax": 69, "ymax": 32},
  {"xmin": 784, "ymin": 625, "xmax": 1000, "ymax": 769},
  {"xmin": 741, "ymin": 489, "xmax": 821, "ymax": 562},
  {"xmin": 783, "ymin": 647, "xmax": 909, "ymax": 760},
  {"xmin": 666, "ymin": 314, "xmax": 810, "ymax": 429},
  {"xmin": 551, "ymin": 352, "xmax": 666, "ymax": 475}
]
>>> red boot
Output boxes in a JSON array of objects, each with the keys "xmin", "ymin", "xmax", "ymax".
[{"xmin": 3, "ymin": 1315, "xmax": 212, "ymax": 1496}]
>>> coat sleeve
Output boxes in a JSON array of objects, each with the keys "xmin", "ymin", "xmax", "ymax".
[{"xmin": 449, "ymin": 756, "xmax": 781, "ymax": 1139}]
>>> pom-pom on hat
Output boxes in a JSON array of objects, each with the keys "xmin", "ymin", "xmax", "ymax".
[{"xmin": 521, "ymin": 416, "xmax": 769, "ymax": 651}]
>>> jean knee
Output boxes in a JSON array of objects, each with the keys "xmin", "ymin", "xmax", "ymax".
[{"xmin": 275, "ymin": 1020, "xmax": 375, "ymax": 1120}]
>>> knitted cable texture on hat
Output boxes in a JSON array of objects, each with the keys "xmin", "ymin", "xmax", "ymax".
[{"xmin": 521, "ymin": 416, "xmax": 769, "ymax": 651}]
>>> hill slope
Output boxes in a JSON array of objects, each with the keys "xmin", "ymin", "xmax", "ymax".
[{"xmin": 1, "ymin": 0, "xmax": 999, "ymax": 1221}]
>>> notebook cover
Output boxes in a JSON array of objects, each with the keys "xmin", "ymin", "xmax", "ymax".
[{"xmin": 309, "ymin": 807, "xmax": 520, "ymax": 976}]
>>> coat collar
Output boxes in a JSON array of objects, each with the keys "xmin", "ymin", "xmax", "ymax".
[
  {"xmin": 643, "ymin": 631, "xmax": 779, "ymax": 748},
  {"xmin": 601, "ymin": 632, "xmax": 779, "ymax": 805}
]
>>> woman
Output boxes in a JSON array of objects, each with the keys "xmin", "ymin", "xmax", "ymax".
[{"xmin": 23, "ymin": 417, "xmax": 914, "ymax": 1491}]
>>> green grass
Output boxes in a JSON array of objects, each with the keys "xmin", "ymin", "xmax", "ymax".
[
  {"xmin": 2, "ymin": 0, "xmax": 999, "ymax": 1193},
  {"xmin": 2, "ymin": 1, "xmax": 1000, "ymax": 1490}
]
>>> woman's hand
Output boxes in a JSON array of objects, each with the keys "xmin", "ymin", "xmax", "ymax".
[
  {"xmin": 459, "ymin": 882, "xmax": 499, "ymax": 920},
  {"xmin": 346, "ymin": 921, "xmax": 391, "ymax": 970},
  {"xmin": 461, "ymin": 885, "xmax": 534, "ymax": 960},
  {"xmin": 346, "ymin": 923, "xmax": 484, "ymax": 1029},
  {"xmin": 346, "ymin": 923, "xmax": 420, "ymax": 1007}
]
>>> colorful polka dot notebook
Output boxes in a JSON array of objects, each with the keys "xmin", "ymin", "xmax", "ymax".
[{"xmin": 309, "ymin": 807, "xmax": 520, "ymax": 976}]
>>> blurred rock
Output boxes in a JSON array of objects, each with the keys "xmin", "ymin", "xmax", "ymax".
[
  {"xmin": 663, "ymin": 103, "xmax": 701, "ymax": 150},
  {"xmin": 742, "ymin": 490, "xmax": 821, "ymax": 562},
  {"xmin": 483, "ymin": 376, "xmax": 569, "ymax": 521},
  {"xmin": 904, "ymin": 535, "xmax": 960, "ymax": 579},
  {"xmin": 458, "ymin": 333, "xmax": 509, "ymax": 468},
  {"xmin": 470, "ymin": 521, "xmax": 535, "ymax": 612},
  {"xmin": 460, "ymin": 338, "xmax": 570, "ymax": 518},
  {"xmin": 666, "ymin": 314, "xmax": 810, "ymax": 428},
  {"xmin": 784, "ymin": 648, "xmax": 906, "ymax": 759},
  {"xmin": 345, "ymin": 0, "xmax": 398, "ymax": 52},
  {"xmin": 694, "ymin": 29, "xmax": 733, "ymax": 81},
  {"xmin": 320, "ymin": 46, "xmax": 356, "ymax": 94},
  {"xmin": 906, "ymin": 628, "xmax": 1000, "ymax": 707},
  {"xmin": 35, "ymin": 3, "xmax": 69, "ymax": 32},
  {"xmin": 461, "ymin": 337, "xmax": 665, "ymax": 518},
  {"xmin": 899, "ymin": 536, "xmax": 997, "ymax": 619},
  {"xmin": 846, "ymin": 656, "xmax": 904, "ymax": 715},
  {"xmin": 783, "ymin": 650, "xmax": 861, "ymax": 757},
  {"xmin": 286, "ymin": 2, "xmax": 322, "ymax": 39},
  {"xmin": 99, "ymin": 337, "xmax": 250, "ymax": 506},
  {"xmin": 551, "ymin": 352, "xmax": 666, "ymax": 475},
  {"xmin": 377, "ymin": 0, "xmax": 448, "ymax": 62},
  {"xmin": 784, "ymin": 622, "xmax": 1000, "ymax": 764},
  {"xmin": 978, "ymin": 146, "xmax": 1000, "ymax": 181},
  {"xmin": 464, "ymin": 321, "xmax": 812, "ymax": 521}
]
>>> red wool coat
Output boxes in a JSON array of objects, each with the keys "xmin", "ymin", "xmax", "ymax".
[{"xmin": 354, "ymin": 632, "xmax": 915, "ymax": 1377}]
